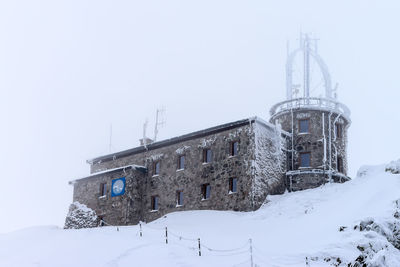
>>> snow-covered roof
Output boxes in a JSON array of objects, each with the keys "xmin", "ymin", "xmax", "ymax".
[
  {"xmin": 69, "ymin": 164, "xmax": 147, "ymax": 185},
  {"xmin": 88, "ymin": 117, "xmax": 289, "ymax": 165}
]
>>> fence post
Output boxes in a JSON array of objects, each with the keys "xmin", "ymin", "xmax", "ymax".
[
  {"xmin": 140, "ymin": 223, "xmax": 142, "ymax": 237},
  {"xmin": 198, "ymin": 238, "xmax": 201, "ymax": 256},
  {"xmin": 249, "ymin": 238, "xmax": 253, "ymax": 267},
  {"xmin": 165, "ymin": 227, "xmax": 168, "ymax": 244}
]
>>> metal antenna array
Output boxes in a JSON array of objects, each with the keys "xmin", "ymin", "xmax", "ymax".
[
  {"xmin": 109, "ymin": 124, "xmax": 113, "ymax": 153},
  {"xmin": 286, "ymin": 33, "xmax": 333, "ymax": 101},
  {"xmin": 154, "ymin": 107, "xmax": 166, "ymax": 142}
]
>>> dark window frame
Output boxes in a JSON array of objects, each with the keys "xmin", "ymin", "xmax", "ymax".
[
  {"xmin": 153, "ymin": 161, "xmax": 161, "ymax": 176},
  {"xmin": 299, "ymin": 152, "xmax": 311, "ymax": 168},
  {"xmin": 335, "ymin": 123, "xmax": 343, "ymax": 139},
  {"xmin": 299, "ymin": 119, "xmax": 310, "ymax": 133},
  {"xmin": 99, "ymin": 183, "xmax": 107, "ymax": 197},
  {"xmin": 203, "ymin": 148, "xmax": 212, "ymax": 163},
  {"xmin": 229, "ymin": 178, "xmax": 238, "ymax": 193},
  {"xmin": 151, "ymin": 195, "xmax": 159, "ymax": 211},
  {"xmin": 201, "ymin": 183, "xmax": 211, "ymax": 200},
  {"xmin": 337, "ymin": 156, "xmax": 344, "ymax": 173},
  {"xmin": 176, "ymin": 190, "xmax": 184, "ymax": 206},
  {"xmin": 230, "ymin": 141, "xmax": 239, "ymax": 156},
  {"xmin": 177, "ymin": 155, "xmax": 185, "ymax": 170}
]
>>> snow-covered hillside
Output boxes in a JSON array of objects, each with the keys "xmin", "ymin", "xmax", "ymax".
[{"xmin": 1, "ymin": 161, "xmax": 400, "ymax": 267}]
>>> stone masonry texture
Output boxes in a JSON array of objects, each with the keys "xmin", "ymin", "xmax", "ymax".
[{"xmin": 69, "ymin": 119, "xmax": 288, "ymax": 226}]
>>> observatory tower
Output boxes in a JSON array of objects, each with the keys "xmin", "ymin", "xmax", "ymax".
[{"xmin": 270, "ymin": 34, "xmax": 351, "ymax": 191}]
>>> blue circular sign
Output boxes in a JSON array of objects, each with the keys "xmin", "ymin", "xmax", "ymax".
[{"xmin": 111, "ymin": 177, "xmax": 126, "ymax": 197}]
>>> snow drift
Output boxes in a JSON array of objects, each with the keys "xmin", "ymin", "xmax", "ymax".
[{"xmin": 0, "ymin": 161, "xmax": 399, "ymax": 267}]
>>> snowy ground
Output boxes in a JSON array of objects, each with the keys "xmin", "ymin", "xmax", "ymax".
[{"xmin": 1, "ymin": 162, "xmax": 399, "ymax": 267}]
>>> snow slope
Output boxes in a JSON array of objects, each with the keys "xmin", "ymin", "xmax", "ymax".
[{"xmin": 1, "ymin": 162, "xmax": 399, "ymax": 267}]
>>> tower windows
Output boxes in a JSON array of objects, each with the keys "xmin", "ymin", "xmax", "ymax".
[
  {"xmin": 299, "ymin": 119, "xmax": 310, "ymax": 133},
  {"xmin": 230, "ymin": 141, "xmax": 239, "ymax": 156},
  {"xmin": 151, "ymin": 196, "xmax": 159, "ymax": 211},
  {"xmin": 335, "ymin": 123, "xmax": 343, "ymax": 139},
  {"xmin": 229, "ymin": 178, "xmax": 238, "ymax": 193},
  {"xmin": 201, "ymin": 184, "xmax": 211, "ymax": 200},
  {"xmin": 337, "ymin": 156, "xmax": 344, "ymax": 173},
  {"xmin": 203, "ymin": 149, "xmax": 212, "ymax": 163},
  {"xmin": 299, "ymin": 152, "xmax": 311, "ymax": 168},
  {"xmin": 177, "ymin": 155, "xmax": 185, "ymax": 170}
]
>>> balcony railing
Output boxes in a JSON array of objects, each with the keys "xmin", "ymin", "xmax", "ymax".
[{"xmin": 270, "ymin": 97, "xmax": 351, "ymax": 122}]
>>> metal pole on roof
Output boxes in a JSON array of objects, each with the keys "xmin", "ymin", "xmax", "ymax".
[{"xmin": 109, "ymin": 124, "xmax": 113, "ymax": 153}]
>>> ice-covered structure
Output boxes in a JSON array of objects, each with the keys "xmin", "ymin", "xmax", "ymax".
[
  {"xmin": 270, "ymin": 34, "xmax": 351, "ymax": 191},
  {"xmin": 66, "ymin": 35, "xmax": 350, "ymax": 227}
]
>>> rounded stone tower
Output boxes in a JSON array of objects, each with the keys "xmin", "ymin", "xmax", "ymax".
[{"xmin": 270, "ymin": 34, "xmax": 351, "ymax": 191}]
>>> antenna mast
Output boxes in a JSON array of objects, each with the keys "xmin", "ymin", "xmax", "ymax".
[
  {"xmin": 154, "ymin": 107, "xmax": 166, "ymax": 142},
  {"xmin": 109, "ymin": 124, "xmax": 113, "ymax": 153},
  {"xmin": 143, "ymin": 119, "xmax": 149, "ymax": 146},
  {"xmin": 303, "ymin": 34, "xmax": 310, "ymax": 99}
]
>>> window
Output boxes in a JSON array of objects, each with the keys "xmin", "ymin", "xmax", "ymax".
[
  {"xmin": 203, "ymin": 149, "xmax": 212, "ymax": 163},
  {"xmin": 335, "ymin": 123, "xmax": 343, "ymax": 138},
  {"xmin": 153, "ymin": 161, "xmax": 160, "ymax": 175},
  {"xmin": 230, "ymin": 141, "xmax": 239, "ymax": 156},
  {"xmin": 300, "ymin": 152, "xmax": 311, "ymax": 168},
  {"xmin": 151, "ymin": 196, "xmax": 159, "ymax": 211},
  {"xmin": 337, "ymin": 156, "xmax": 344, "ymax": 173},
  {"xmin": 99, "ymin": 183, "xmax": 107, "ymax": 197},
  {"xmin": 177, "ymin": 191, "xmax": 184, "ymax": 206},
  {"xmin": 201, "ymin": 184, "xmax": 211, "ymax": 200},
  {"xmin": 178, "ymin": 155, "xmax": 185, "ymax": 170},
  {"xmin": 229, "ymin": 178, "xmax": 238, "ymax": 193},
  {"xmin": 299, "ymin": 119, "xmax": 310, "ymax": 133}
]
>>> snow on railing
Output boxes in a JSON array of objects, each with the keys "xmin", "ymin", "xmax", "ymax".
[
  {"xmin": 270, "ymin": 97, "xmax": 351, "ymax": 122},
  {"xmin": 286, "ymin": 169, "xmax": 350, "ymax": 180}
]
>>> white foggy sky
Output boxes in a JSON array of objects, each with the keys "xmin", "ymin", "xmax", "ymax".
[{"xmin": 0, "ymin": 0, "xmax": 399, "ymax": 233}]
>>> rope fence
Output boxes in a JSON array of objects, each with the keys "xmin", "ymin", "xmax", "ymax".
[{"xmin": 98, "ymin": 220, "xmax": 287, "ymax": 267}]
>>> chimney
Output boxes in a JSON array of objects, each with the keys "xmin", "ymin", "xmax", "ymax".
[{"xmin": 139, "ymin": 137, "xmax": 154, "ymax": 146}]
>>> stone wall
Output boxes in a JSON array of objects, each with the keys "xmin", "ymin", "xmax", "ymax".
[
  {"xmin": 72, "ymin": 168, "xmax": 145, "ymax": 225},
  {"xmin": 271, "ymin": 108, "xmax": 350, "ymax": 191},
  {"xmin": 71, "ymin": 119, "xmax": 289, "ymax": 226}
]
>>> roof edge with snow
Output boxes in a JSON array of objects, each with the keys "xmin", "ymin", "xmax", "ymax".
[
  {"xmin": 69, "ymin": 164, "xmax": 147, "ymax": 185},
  {"xmin": 87, "ymin": 117, "xmax": 291, "ymax": 165}
]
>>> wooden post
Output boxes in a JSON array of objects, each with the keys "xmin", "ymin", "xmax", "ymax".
[
  {"xmin": 165, "ymin": 227, "xmax": 168, "ymax": 244},
  {"xmin": 140, "ymin": 223, "xmax": 142, "ymax": 237},
  {"xmin": 249, "ymin": 238, "xmax": 253, "ymax": 267},
  {"xmin": 198, "ymin": 238, "xmax": 201, "ymax": 256}
]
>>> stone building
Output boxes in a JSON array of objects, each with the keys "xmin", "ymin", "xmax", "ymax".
[
  {"xmin": 66, "ymin": 35, "xmax": 351, "ymax": 227},
  {"xmin": 69, "ymin": 118, "xmax": 289, "ymax": 226}
]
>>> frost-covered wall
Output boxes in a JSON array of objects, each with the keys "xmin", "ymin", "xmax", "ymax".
[
  {"xmin": 69, "ymin": 118, "xmax": 292, "ymax": 226},
  {"xmin": 250, "ymin": 120, "xmax": 287, "ymax": 205},
  {"xmin": 71, "ymin": 119, "xmax": 267, "ymax": 225},
  {"xmin": 270, "ymin": 108, "xmax": 350, "ymax": 191}
]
